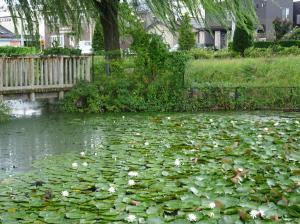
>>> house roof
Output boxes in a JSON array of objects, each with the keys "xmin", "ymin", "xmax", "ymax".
[{"xmin": 0, "ymin": 25, "xmax": 16, "ymax": 38}]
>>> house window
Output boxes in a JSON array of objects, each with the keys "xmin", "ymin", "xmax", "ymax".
[
  {"xmin": 50, "ymin": 35, "xmax": 64, "ymax": 47},
  {"xmin": 297, "ymin": 15, "xmax": 300, "ymax": 25},
  {"xmin": 282, "ymin": 8, "xmax": 290, "ymax": 19}
]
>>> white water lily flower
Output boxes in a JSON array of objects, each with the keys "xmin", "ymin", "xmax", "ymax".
[
  {"xmin": 108, "ymin": 186, "xmax": 116, "ymax": 193},
  {"xmin": 167, "ymin": 117, "xmax": 171, "ymax": 120},
  {"xmin": 72, "ymin": 162, "xmax": 78, "ymax": 169},
  {"xmin": 208, "ymin": 212, "xmax": 215, "ymax": 218},
  {"xmin": 295, "ymin": 121, "xmax": 300, "ymax": 125},
  {"xmin": 128, "ymin": 171, "xmax": 138, "ymax": 177},
  {"xmin": 250, "ymin": 210, "xmax": 259, "ymax": 219},
  {"xmin": 187, "ymin": 213, "xmax": 197, "ymax": 222},
  {"xmin": 126, "ymin": 214, "xmax": 136, "ymax": 223},
  {"xmin": 128, "ymin": 179, "xmax": 135, "ymax": 186},
  {"xmin": 209, "ymin": 119, "xmax": 214, "ymax": 123},
  {"xmin": 263, "ymin": 128, "xmax": 269, "ymax": 132},
  {"xmin": 61, "ymin": 191, "xmax": 69, "ymax": 197},
  {"xmin": 80, "ymin": 152, "xmax": 85, "ymax": 157},
  {"xmin": 94, "ymin": 152, "xmax": 98, "ymax": 156},
  {"xmin": 258, "ymin": 134, "xmax": 263, "ymax": 138},
  {"xmin": 122, "ymin": 116, "xmax": 125, "ymax": 119},
  {"xmin": 274, "ymin": 122, "xmax": 279, "ymax": 126},
  {"xmin": 174, "ymin": 159, "xmax": 181, "ymax": 166},
  {"xmin": 237, "ymin": 168, "xmax": 244, "ymax": 172},
  {"xmin": 209, "ymin": 202, "xmax": 216, "ymax": 209},
  {"xmin": 144, "ymin": 141, "xmax": 149, "ymax": 146},
  {"xmin": 82, "ymin": 162, "xmax": 88, "ymax": 167}
]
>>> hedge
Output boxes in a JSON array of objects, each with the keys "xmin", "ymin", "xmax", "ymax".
[
  {"xmin": 42, "ymin": 47, "xmax": 82, "ymax": 56},
  {"xmin": 254, "ymin": 40, "xmax": 300, "ymax": 48},
  {"xmin": 0, "ymin": 46, "xmax": 37, "ymax": 56}
]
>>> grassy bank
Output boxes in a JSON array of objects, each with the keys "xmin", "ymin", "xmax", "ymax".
[
  {"xmin": 1, "ymin": 113, "xmax": 299, "ymax": 223},
  {"xmin": 186, "ymin": 56, "xmax": 300, "ymax": 88}
]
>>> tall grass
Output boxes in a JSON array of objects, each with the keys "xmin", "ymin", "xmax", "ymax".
[{"xmin": 186, "ymin": 56, "xmax": 300, "ymax": 87}]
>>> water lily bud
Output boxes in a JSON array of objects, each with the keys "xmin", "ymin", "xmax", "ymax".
[{"xmin": 61, "ymin": 191, "xmax": 69, "ymax": 197}]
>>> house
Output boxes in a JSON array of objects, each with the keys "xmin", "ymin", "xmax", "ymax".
[
  {"xmin": 294, "ymin": 1, "xmax": 300, "ymax": 26},
  {"xmin": 254, "ymin": 0, "xmax": 293, "ymax": 40},
  {"xmin": 0, "ymin": 25, "xmax": 22, "ymax": 46}
]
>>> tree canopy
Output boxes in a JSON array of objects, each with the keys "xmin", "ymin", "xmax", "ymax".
[{"xmin": 5, "ymin": 0, "xmax": 257, "ymax": 53}]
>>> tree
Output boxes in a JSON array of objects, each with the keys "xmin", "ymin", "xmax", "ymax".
[
  {"xmin": 233, "ymin": 18, "xmax": 254, "ymax": 56},
  {"xmin": 6, "ymin": 0, "xmax": 257, "ymax": 56},
  {"xmin": 273, "ymin": 17, "xmax": 292, "ymax": 40},
  {"xmin": 92, "ymin": 19, "xmax": 104, "ymax": 54},
  {"xmin": 178, "ymin": 14, "xmax": 195, "ymax": 50}
]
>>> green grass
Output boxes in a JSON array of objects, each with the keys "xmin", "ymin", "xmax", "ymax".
[{"xmin": 186, "ymin": 56, "xmax": 300, "ymax": 87}]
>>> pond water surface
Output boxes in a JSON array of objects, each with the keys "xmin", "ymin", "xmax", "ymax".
[{"xmin": 1, "ymin": 106, "xmax": 300, "ymax": 178}]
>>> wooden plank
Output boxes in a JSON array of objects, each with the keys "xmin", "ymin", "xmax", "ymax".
[
  {"xmin": 73, "ymin": 58, "xmax": 76, "ymax": 84},
  {"xmin": 49, "ymin": 58, "xmax": 53, "ymax": 85},
  {"xmin": 86, "ymin": 57, "xmax": 91, "ymax": 81},
  {"xmin": 81, "ymin": 58, "xmax": 85, "ymax": 81},
  {"xmin": 59, "ymin": 57, "xmax": 64, "ymax": 86},
  {"xmin": 25, "ymin": 59, "xmax": 28, "ymax": 86},
  {"xmin": 41, "ymin": 59, "xmax": 44, "ymax": 85},
  {"xmin": 5, "ymin": 59, "xmax": 8, "ymax": 87},
  {"xmin": 20, "ymin": 59, "xmax": 23, "ymax": 87},
  {"xmin": 68, "ymin": 58, "xmax": 72, "ymax": 84},
  {"xmin": 0, "ymin": 59, "xmax": 3, "ymax": 89},
  {"xmin": 45, "ymin": 59, "xmax": 48, "ymax": 85},
  {"xmin": 30, "ymin": 58, "xmax": 34, "ymax": 86}
]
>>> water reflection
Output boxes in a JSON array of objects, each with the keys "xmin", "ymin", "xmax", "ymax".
[{"xmin": 0, "ymin": 114, "xmax": 104, "ymax": 176}]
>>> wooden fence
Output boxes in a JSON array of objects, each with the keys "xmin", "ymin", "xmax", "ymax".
[{"xmin": 0, "ymin": 55, "xmax": 91, "ymax": 92}]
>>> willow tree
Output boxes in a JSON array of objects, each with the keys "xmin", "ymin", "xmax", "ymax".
[{"xmin": 5, "ymin": 0, "xmax": 257, "ymax": 55}]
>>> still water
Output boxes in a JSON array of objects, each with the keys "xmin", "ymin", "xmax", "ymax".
[{"xmin": 1, "ymin": 101, "xmax": 299, "ymax": 178}]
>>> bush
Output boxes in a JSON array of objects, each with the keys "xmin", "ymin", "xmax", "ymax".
[
  {"xmin": 42, "ymin": 47, "xmax": 81, "ymax": 56},
  {"xmin": 0, "ymin": 46, "xmax": 37, "ymax": 56},
  {"xmin": 254, "ymin": 40, "xmax": 300, "ymax": 48},
  {"xmin": 92, "ymin": 20, "xmax": 104, "ymax": 55},
  {"xmin": 245, "ymin": 46, "xmax": 300, "ymax": 57},
  {"xmin": 283, "ymin": 27, "xmax": 300, "ymax": 40},
  {"xmin": 232, "ymin": 20, "xmax": 254, "ymax": 55},
  {"xmin": 178, "ymin": 14, "xmax": 196, "ymax": 51},
  {"xmin": 0, "ymin": 102, "xmax": 9, "ymax": 122},
  {"xmin": 273, "ymin": 17, "xmax": 293, "ymax": 40},
  {"xmin": 188, "ymin": 48, "xmax": 240, "ymax": 60}
]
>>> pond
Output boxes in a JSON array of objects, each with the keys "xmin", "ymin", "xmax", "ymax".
[{"xmin": 0, "ymin": 111, "xmax": 299, "ymax": 223}]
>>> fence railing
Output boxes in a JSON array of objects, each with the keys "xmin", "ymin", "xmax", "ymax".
[{"xmin": 0, "ymin": 55, "xmax": 91, "ymax": 92}]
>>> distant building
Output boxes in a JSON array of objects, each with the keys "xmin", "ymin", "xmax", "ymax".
[
  {"xmin": 254, "ymin": 0, "xmax": 293, "ymax": 40},
  {"xmin": 294, "ymin": 1, "xmax": 300, "ymax": 26},
  {"xmin": 0, "ymin": 24, "xmax": 21, "ymax": 46}
]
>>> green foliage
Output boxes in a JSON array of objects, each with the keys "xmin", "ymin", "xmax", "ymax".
[
  {"xmin": 254, "ymin": 40, "xmax": 300, "ymax": 48},
  {"xmin": 92, "ymin": 20, "xmax": 104, "ymax": 55},
  {"xmin": 283, "ymin": 27, "xmax": 300, "ymax": 40},
  {"xmin": 0, "ymin": 102, "xmax": 9, "ymax": 122},
  {"xmin": 233, "ymin": 25, "xmax": 254, "ymax": 55},
  {"xmin": 178, "ymin": 14, "xmax": 195, "ymax": 51},
  {"xmin": 273, "ymin": 17, "xmax": 292, "ymax": 40},
  {"xmin": 186, "ymin": 56, "xmax": 300, "ymax": 88},
  {"xmin": 0, "ymin": 46, "xmax": 37, "ymax": 56},
  {"xmin": 1, "ymin": 113, "xmax": 300, "ymax": 222},
  {"xmin": 245, "ymin": 46, "xmax": 300, "ymax": 58},
  {"xmin": 42, "ymin": 47, "xmax": 82, "ymax": 56},
  {"xmin": 188, "ymin": 48, "xmax": 240, "ymax": 60}
]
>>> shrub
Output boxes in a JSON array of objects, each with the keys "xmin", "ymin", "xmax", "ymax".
[
  {"xmin": 0, "ymin": 102, "xmax": 9, "ymax": 122},
  {"xmin": 0, "ymin": 46, "xmax": 37, "ymax": 56},
  {"xmin": 254, "ymin": 40, "xmax": 300, "ymax": 48},
  {"xmin": 42, "ymin": 47, "xmax": 81, "ymax": 56},
  {"xmin": 232, "ymin": 18, "xmax": 254, "ymax": 56},
  {"xmin": 178, "ymin": 14, "xmax": 196, "ymax": 51},
  {"xmin": 283, "ymin": 27, "xmax": 300, "ymax": 40},
  {"xmin": 273, "ymin": 17, "xmax": 292, "ymax": 40}
]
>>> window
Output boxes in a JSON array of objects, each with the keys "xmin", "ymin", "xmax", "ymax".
[
  {"xmin": 297, "ymin": 15, "xmax": 300, "ymax": 25},
  {"xmin": 282, "ymin": 8, "xmax": 290, "ymax": 19},
  {"xmin": 50, "ymin": 35, "xmax": 64, "ymax": 47}
]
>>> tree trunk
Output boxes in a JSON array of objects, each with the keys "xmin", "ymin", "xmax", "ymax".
[{"xmin": 95, "ymin": 0, "xmax": 121, "ymax": 59}]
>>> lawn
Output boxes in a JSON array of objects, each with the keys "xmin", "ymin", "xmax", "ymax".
[
  {"xmin": 186, "ymin": 56, "xmax": 300, "ymax": 88},
  {"xmin": 0, "ymin": 113, "xmax": 299, "ymax": 223}
]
